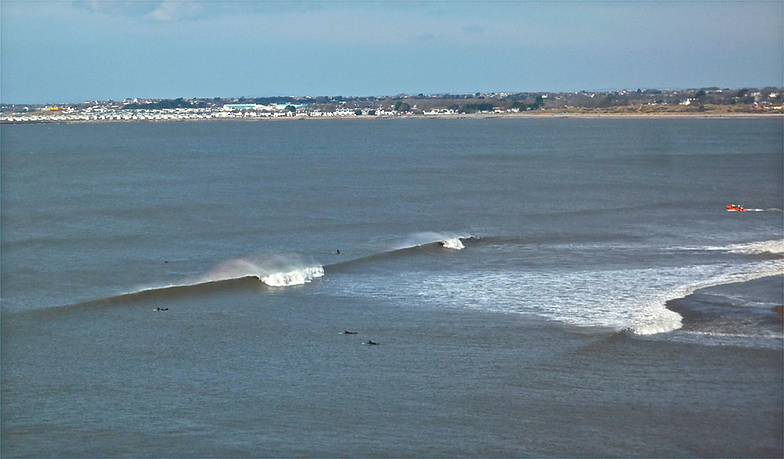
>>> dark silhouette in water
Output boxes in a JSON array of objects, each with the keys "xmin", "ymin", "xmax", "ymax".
[
  {"xmin": 366, "ymin": 340, "xmax": 379, "ymax": 345},
  {"xmin": 336, "ymin": 249, "xmax": 340, "ymax": 254},
  {"xmin": 341, "ymin": 330, "xmax": 358, "ymax": 335},
  {"xmin": 154, "ymin": 307, "xmax": 169, "ymax": 311}
]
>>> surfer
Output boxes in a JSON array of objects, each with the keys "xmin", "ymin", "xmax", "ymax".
[
  {"xmin": 342, "ymin": 330, "xmax": 357, "ymax": 335},
  {"xmin": 153, "ymin": 307, "xmax": 169, "ymax": 311},
  {"xmin": 336, "ymin": 249, "xmax": 340, "ymax": 254},
  {"xmin": 366, "ymin": 340, "xmax": 379, "ymax": 345}
]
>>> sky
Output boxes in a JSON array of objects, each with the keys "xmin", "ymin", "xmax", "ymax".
[{"xmin": 1, "ymin": 0, "xmax": 782, "ymax": 104}]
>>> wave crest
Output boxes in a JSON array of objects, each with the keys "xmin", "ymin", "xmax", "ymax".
[
  {"xmin": 200, "ymin": 257, "xmax": 324, "ymax": 287},
  {"xmin": 258, "ymin": 266, "xmax": 325, "ymax": 286},
  {"xmin": 728, "ymin": 239, "xmax": 784, "ymax": 255}
]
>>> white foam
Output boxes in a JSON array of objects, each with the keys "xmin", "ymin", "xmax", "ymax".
[
  {"xmin": 440, "ymin": 238, "xmax": 465, "ymax": 250},
  {"xmin": 666, "ymin": 238, "xmax": 784, "ymax": 255},
  {"xmin": 727, "ymin": 239, "xmax": 784, "ymax": 255},
  {"xmin": 625, "ymin": 266, "xmax": 783, "ymax": 335},
  {"xmin": 259, "ymin": 266, "xmax": 325, "ymax": 287},
  {"xmin": 338, "ymin": 257, "xmax": 783, "ymax": 336}
]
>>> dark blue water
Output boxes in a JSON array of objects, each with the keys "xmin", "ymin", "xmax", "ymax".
[{"xmin": 2, "ymin": 118, "xmax": 782, "ymax": 456}]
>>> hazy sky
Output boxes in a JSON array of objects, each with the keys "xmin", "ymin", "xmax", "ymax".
[{"xmin": 2, "ymin": 0, "xmax": 782, "ymax": 103}]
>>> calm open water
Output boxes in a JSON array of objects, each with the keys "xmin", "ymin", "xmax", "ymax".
[{"xmin": 2, "ymin": 118, "xmax": 782, "ymax": 457}]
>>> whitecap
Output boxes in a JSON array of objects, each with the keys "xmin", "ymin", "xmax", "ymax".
[
  {"xmin": 727, "ymin": 239, "xmax": 784, "ymax": 255},
  {"xmin": 259, "ymin": 266, "xmax": 325, "ymax": 287},
  {"xmin": 440, "ymin": 238, "xmax": 465, "ymax": 250}
]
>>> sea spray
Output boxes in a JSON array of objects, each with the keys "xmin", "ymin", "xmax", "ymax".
[{"xmin": 195, "ymin": 254, "xmax": 324, "ymax": 287}]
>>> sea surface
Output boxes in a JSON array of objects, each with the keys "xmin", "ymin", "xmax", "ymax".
[{"xmin": 2, "ymin": 117, "xmax": 782, "ymax": 457}]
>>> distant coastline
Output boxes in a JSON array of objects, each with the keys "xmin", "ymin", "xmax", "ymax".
[{"xmin": 2, "ymin": 88, "xmax": 781, "ymax": 124}]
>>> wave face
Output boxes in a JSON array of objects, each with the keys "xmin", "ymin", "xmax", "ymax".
[
  {"xmin": 187, "ymin": 256, "xmax": 325, "ymax": 288},
  {"xmin": 324, "ymin": 233, "xmax": 475, "ymax": 273},
  {"xmin": 125, "ymin": 256, "xmax": 325, "ymax": 298},
  {"xmin": 53, "ymin": 234, "xmax": 474, "ymax": 307},
  {"xmin": 107, "ymin": 234, "xmax": 475, "ymax": 302}
]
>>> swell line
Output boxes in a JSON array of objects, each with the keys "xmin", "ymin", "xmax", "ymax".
[
  {"xmin": 323, "ymin": 236, "xmax": 476, "ymax": 273},
  {"xmin": 92, "ymin": 275, "xmax": 264, "ymax": 304},
  {"xmin": 24, "ymin": 276, "xmax": 266, "ymax": 315},
  {"xmin": 43, "ymin": 235, "xmax": 475, "ymax": 310}
]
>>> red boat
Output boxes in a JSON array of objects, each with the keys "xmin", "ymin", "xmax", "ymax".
[{"xmin": 726, "ymin": 204, "xmax": 747, "ymax": 212}]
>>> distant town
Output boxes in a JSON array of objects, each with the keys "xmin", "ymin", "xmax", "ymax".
[{"xmin": 1, "ymin": 87, "xmax": 782, "ymax": 123}]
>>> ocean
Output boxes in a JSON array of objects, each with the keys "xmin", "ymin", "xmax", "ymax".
[{"xmin": 2, "ymin": 117, "xmax": 782, "ymax": 457}]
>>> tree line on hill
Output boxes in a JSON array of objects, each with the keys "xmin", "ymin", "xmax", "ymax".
[{"xmin": 122, "ymin": 98, "xmax": 208, "ymax": 110}]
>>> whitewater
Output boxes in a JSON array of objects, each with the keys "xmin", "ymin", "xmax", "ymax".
[{"xmin": 332, "ymin": 236, "xmax": 783, "ymax": 337}]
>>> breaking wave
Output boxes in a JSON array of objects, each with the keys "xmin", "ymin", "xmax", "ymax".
[
  {"xmin": 197, "ymin": 257, "xmax": 324, "ymax": 287},
  {"xmin": 441, "ymin": 238, "xmax": 465, "ymax": 250},
  {"xmin": 392, "ymin": 232, "xmax": 472, "ymax": 251},
  {"xmin": 259, "ymin": 266, "xmax": 325, "ymax": 286},
  {"xmin": 72, "ymin": 233, "xmax": 474, "ymax": 307},
  {"xmin": 118, "ymin": 257, "xmax": 325, "ymax": 300},
  {"xmin": 51, "ymin": 234, "xmax": 780, "ymax": 338},
  {"xmin": 727, "ymin": 239, "xmax": 784, "ymax": 255}
]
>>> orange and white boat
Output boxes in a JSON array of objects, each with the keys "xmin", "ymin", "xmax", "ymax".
[{"xmin": 726, "ymin": 204, "xmax": 747, "ymax": 212}]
